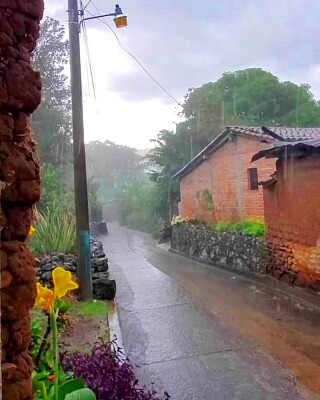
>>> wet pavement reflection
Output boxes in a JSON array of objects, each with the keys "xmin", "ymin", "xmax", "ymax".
[{"xmin": 102, "ymin": 222, "xmax": 320, "ymax": 399}]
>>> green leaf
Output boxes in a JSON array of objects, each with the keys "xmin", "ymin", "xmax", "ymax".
[
  {"xmin": 64, "ymin": 388, "xmax": 96, "ymax": 400},
  {"xmin": 56, "ymin": 299, "xmax": 71, "ymax": 314},
  {"xmin": 58, "ymin": 378, "xmax": 85, "ymax": 400},
  {"xmin": 40, "ymin": 381, "xmax": 49, "ymax": 400},
  {"xmin": 48, "ymin": 384, "xmax": 55, "ymax": 399},
  {"xmin": 32, "ymin": 370, "xmax": 50, "ymax": 383}
]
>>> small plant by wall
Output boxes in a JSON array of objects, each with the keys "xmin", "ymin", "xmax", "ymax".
[
  {"xmin": 196, "ymin": 189, "xmax": 215, "ymax": 212},
  {"xmin": 172, "ymin": 215, "xmax": 266, "ymax": 237},
  {"xmin": 211, "ymin": 219, "xmax": 266, "ymax": 237}
]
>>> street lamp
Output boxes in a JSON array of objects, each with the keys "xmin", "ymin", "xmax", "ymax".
[
  {"xmin": 79, "ymin": 4, "xmax": 128, "ymax": 28},
  {"xmin": 114, "ymin": 4, "xmax": 128, "ymax": 28},
  {"xmin": 68, "ymin": 1, "xmax": 128, "ymax": 300}
]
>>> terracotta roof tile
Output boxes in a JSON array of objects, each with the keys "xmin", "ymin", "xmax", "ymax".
[
  {"xmin": 173, "ymin": 126, "xmax": 320, "ymax": 179},
  {"xmin": 228, "ymin": 126, "xmax": 320, "ymax": 141}
]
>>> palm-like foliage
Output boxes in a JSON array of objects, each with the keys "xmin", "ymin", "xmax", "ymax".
[{"xmin": 30, "ymin": 201, "xmax": 76, "ymax": 255}]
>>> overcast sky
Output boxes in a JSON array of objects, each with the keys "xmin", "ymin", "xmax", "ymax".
[{"xmin": 45, "ymin": 0, "xmax": 320, "ymax": 148}]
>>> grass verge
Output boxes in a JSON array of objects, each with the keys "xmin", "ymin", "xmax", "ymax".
[{"xmin": 71, "ymin": 300, "xmax": 109, "ymax": 317}]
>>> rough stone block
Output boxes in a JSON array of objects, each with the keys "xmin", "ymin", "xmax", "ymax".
[{"xmin": 93, "ymin": 278, "xmax": 116, "ymax": 300}]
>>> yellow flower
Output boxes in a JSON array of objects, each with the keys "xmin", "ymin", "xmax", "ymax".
[
  {"xmin": 34, "ymin": 282, "xmax": 55, "ymax": 311},
  {"xmin": 52, "ymin": 266, "xmax": 78, "ymax": 298},
  {"xmin": 29, "ymin": 225, "xmax": 36, "ymax": 236}
]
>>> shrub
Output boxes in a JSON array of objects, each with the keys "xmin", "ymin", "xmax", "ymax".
[
  {"xmin": 40, "ymin": 164, "xmax": 75, "ymax": 215},
  {"xmin": 233, "ymin": 219, "xmax": 266, "ymax": 236},
  {"xmin": 210, "ymin": 219, "xmax": 266, "ymax": 236},
  {"xmin": 30, "ymin": 201, "xmax": 76, "ymax": 255},
  {"xmin": 113, "ymin": 180, "xmax": 160, "ymax": 234},
  {"xmin": 171, "ymin": 215, "xmax": 204, "ymax": 226},
  {"xmin": 40, "ymin": 164, "xmax": 62, "ymax": 210},
  {"xmin": 61, "ymin": 341, "xmax": 169, "ymax": 400},
  {"xmin": 211, "ymin": 221, "xmax": 234, "ymax": 232}
]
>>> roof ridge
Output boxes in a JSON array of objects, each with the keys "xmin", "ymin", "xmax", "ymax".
[{"xmin": 173, "ymin": 126, "xmax": 320, "ymax": 179}]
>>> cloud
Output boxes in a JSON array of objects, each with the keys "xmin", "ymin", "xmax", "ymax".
[
  {"xmin": 44, "ymin": 1, "xmax": 66, "ymax": 21},
  {"xmin": 107, "ymin": 0, "xmax": 320, "ymax": 101},
  {"xmin": 45, "ymin": 0, "xmax": 320, "ymax": 101},
  {"xmin": 43, "ymin": 0, "xmax": 320, "ymax": 147}
]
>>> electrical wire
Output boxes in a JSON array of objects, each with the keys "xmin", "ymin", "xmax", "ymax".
[
  {"xmin": 80, "ymin": 2, "xmax": 91, "ymax": 96},
  {"xmin": 84, "ymin": 3, "xmax": 180, "ymax": 105},
  {"xmin": 82, "ymin": 0, "xmax": 92, "ymax": 11},
  {"xmin": 80, "ymin": 0, "xmax": 99, "ymax": 111},
  {"xmin": 82, "ymin": 21, "xmax": 98, "ymax": 106}
]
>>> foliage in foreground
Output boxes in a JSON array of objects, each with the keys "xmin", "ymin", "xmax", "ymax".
[
  {"xmin": 61, "ymin": 341, "xmax": 169, "ymax": 400},
  {"xmin": 31, "ymin": 268, "xmax": 166, "ymax": 399},
  {"xmin": 30, "ymin": 201, "xmax": 76, "ymax": 255},
  {"xmin": 31, "ymin": 267, "xmax": 96, "ymax": 400}
]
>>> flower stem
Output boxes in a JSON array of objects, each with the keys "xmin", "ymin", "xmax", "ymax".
[
  {"xmin": 50, "ymin": 306, "xmax": 59, "ymax": 400},
  {"xmin": 36, "ymin": 313, "xmax": 51, "ymax": 369}
]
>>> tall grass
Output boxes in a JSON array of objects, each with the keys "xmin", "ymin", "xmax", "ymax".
[{"xmin": 30, "ymin": 201, "xmax": 76, "ymax": 255}]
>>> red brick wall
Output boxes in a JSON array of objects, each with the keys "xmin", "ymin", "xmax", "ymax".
[
  {"xmin": 179, "ymin": 135, "xmax": 276, "ymax": 222},
  {"xmin": 263, "ymin": 155, "xmax": 320, "ymax": 289}
]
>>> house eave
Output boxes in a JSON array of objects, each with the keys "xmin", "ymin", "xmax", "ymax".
[{"xmin": 172, "ymin": 127, "xmax": 274, "ymax": 180}]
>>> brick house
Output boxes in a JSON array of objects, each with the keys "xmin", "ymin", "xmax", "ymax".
[
  {"xmin": 173, "ymin": 126, "xmax": 320, "ymax": 223},
  {"xmin": 252, "ymin": 137, "xmax": 320, "ymax": 289}
]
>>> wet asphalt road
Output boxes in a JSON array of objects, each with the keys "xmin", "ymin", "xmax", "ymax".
[{"xmin": 102, "ymin": 223, "xmax": 320, "ymax": 400}]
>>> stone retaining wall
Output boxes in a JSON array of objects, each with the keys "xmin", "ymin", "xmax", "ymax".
[
  {"xmin": 37, "ymin": 238, "xmax": 116, "ymax": 300},
  {"xmin": 171, "ymin": 223, "xmax": 267, "ymax": 274}
]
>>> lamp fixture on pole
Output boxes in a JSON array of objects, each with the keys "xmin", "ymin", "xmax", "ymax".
[{"xmin": 79, "ymin": 4, "xmax": 128, "ymax": 28}]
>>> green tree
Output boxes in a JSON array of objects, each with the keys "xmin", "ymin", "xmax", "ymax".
[
  {"xmin": 32, "ymin": 17, "xmax": 71, "ymax": 166},
  {"xmin": 40, "ymin": 164, "xmax": 62, "ymax": 209},
  {"xmin": 38, "ymin": 164, "xmax": 75, "ymax": 214},
  {"xmin": 182, "ymin": 68, "xmax": 320, "ymax": 144},
  {"xmin": 111, "ymin": 178, "xmax": 162, "ymax": 234},
  {"xmin": 148, "ymin": 129, "xmax": 192, "ymax": 220},
  {"xmin": 86, "ymin": 140, "xmax": 141, "ymax": 192}
]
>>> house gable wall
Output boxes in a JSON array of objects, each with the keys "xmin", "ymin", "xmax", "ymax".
[
  {"xmin": 264, "ymin": 155, "xmax": 320, "ymax": 288},
  {"xmin": 179, "ymin": 135, "xmax": 276, "ymax": 222}
]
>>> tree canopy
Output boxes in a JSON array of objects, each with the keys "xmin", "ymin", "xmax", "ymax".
[
  {"xmin": 182, "ymin": 68, "xmax": 320, "ymax": 145},
  {"xmin": 32, "ymin": 17, "xmax": 71, "ymax": 166}
]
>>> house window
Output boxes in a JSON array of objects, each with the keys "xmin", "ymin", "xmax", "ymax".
[{"xmin": 248, "ymin": 168, "xmax": 259, "ymax": 190}]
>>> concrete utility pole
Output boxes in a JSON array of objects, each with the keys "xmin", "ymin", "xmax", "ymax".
[{"xmin": 68, "ymin": 0, "xmax": 93, "ymax": 301}]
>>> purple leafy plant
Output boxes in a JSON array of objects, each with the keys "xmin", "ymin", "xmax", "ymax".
[{"xmin": 61, "ymin": 340, "xmax": 170, "ymax": 400}]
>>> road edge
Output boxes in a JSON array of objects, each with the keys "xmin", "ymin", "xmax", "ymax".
[
  {"xmin": 108, "ymin": 300, "xmax": 126, "ymax": 359},
  {"xmin": 169, "ymin": 247, "xmax": 320, "ymax": 311}
]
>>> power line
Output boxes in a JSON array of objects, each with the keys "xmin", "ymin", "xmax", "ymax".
[
  {"xmin": 82, "ymin": 21, "xmax": 98, "ymax": 105},
  {"xmin": 80, "ymin": 0, "xmax": 99, "ymax": 112},
  {"xmin": 82, "ymin": 0, "xmax": 92, "ymax": 11},
  {"xmin": 79, "ymin": 0, "xmax": 91, "ymax": 97},
  {"xmin": 84, "ymin": 4, "xmax": 180, "ymax": 105}
]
